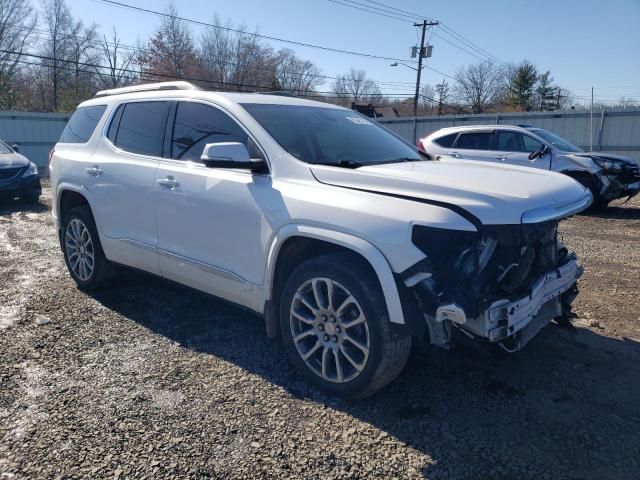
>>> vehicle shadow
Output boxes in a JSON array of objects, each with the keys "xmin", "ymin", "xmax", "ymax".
[
  {"xmin": 0, "ymin": 197, "xmax": 48, "ymax": 216},
  {"xmin": 588, "ymin": 203, "xmax": 640, "ymax": 220},
  {"xmin": 90, "ymin": 269, "xmax": 640, "ymax": 479}
]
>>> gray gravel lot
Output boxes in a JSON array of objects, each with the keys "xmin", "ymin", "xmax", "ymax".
[{"xmin": 1, "ymin": 181, "xmax": 639, "ymax": 479}]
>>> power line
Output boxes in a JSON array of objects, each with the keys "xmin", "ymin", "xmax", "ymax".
[
  {"xmin": 91, "ymin": 0, "xmax": 418, "ymax": 64},
  {"xmin": 360, "ymin": 0, "xmax": 507, "ymax": 65},
  {"xmin": 2, "ymin": 49, "xmax": 424, "ymax": 99},
  {"xmin": 326, "ymin": 0, "xmax": 415, "ymax": 22},
  {"xmin": 21, "ymin": 28, "xmax": 421, "ymax": 90}
]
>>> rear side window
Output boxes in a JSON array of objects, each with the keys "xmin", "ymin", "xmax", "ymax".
[
  {"xmin": 113, "ymin": 102, "xmax": 170, "ymax": 157},
  {"xmin": 456, "ymin": 132, "xmax": 492, "ymax": 150},
  {"xmin": 434, "ymin": 133, "xmax": 458, "ymax": 148},
  {"xmin": 496, "ymin": 131, "xmax": 524, "ymax": 152},
  {"xmin": 59, "ymin": 105, "xmax": 107, "ymax": 143}
]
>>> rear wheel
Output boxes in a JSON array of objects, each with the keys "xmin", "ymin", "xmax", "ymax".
[
  {"xmin": 279, "ymin": 254, "xmax": 411, "ymax": 398},
  {"xmin": 61, "ymin": 206, "xmax": 113, "ymax": 290}
]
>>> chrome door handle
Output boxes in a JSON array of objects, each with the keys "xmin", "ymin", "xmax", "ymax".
[
  {"xmin": 157, "ymin": 177, "xmax": 179, "ymax": 189},
  {"xmin": 86, "ymin": 166, "xmax": 102, "ymax": 176},
  {"xmin": 450, "ymin": 152, "xmax": 461, "ymax": 158},
  {"xmin": 493, "ymin": 155, "xmax": 507, "ymax": 161}
]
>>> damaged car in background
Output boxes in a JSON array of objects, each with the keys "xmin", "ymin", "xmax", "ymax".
[
  {"xmin": 419, "ymin": 125, "xmax": 640, "ymax": 210},
  {"xmin": 51, "ymin": 82, "xmax": 592, "ymax": 397}
]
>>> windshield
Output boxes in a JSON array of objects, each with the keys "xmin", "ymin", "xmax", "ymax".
[
  {"xmin": 529, "ymin": 128, "xmax": 583, "ymax": 153},
  {"xmin": 241, "ymin": 103, "xmax": 422, "ymax": 167},
  {"xmin": 0, "ymin": 141, "xmax": 12, "ymax": 154}
]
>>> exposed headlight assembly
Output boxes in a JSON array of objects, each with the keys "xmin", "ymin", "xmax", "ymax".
[
  {"xmin": 22, "ymin": 162, "xmax": 38, "ymax": 177},
  {"xmin": 592, "ymin": 156, "xmax": 625, "ymax": 171}
]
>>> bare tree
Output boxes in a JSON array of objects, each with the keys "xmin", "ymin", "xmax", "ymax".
[
  {"xmin": 0, "ymin": 0, "xmax": 37, "ymax": 109},
  {"xmin": 435, "ymin": 78, "xmax": 450, "ymax": 115},
  {"xmin": 419, "ymin": 84, "xmax": 436, "ymax": 114},
  {"xmin": 274, "ymin": 48, "xmax": 323, "ymax": 95},
  {"xmin": 137, "ymin": 2, "xmax": 198, "ymax": 82},
  {"xmin": 97, "ymin": 28, "xmax": 137, "ymax": 89},
  {"xmin": 454, "ymin": 61, "xmax": 503, "ymax": 113},
  {"xmin": 331, "ymin": 68, "xmax": 381, "ymax": 105}
]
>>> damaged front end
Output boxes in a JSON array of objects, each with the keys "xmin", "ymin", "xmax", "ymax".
[
  {"xmin": 591, "ymin": 156, "xmax": 640, "ymax": 202},
  {"xmin": 402, "ymin": 222, "xmax": 582, "ymax": 352}
]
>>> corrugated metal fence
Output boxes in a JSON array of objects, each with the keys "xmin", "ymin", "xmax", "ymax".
[
  {"xmin": 377, "ymin": 108, "xmax": 640, "ymax": 158},
  {"xmin": 1, "ymin": 108, "xmax": 639, "ymax": 171},
  {"xmin": 0, "ymin": 111, "xmax": 70, "ymax": 169}
]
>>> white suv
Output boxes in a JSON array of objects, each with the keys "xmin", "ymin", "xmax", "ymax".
[
  {"xmin": 50, "ymin": 82, "xmax": 592, "ymax": 397},
  {"xmin": 419, "ymin": 125, "xmax": 640, "ymax": 210}
]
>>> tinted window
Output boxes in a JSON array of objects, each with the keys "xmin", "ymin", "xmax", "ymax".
[
  {"xmin": 522, "ymin": 135, "xmax": 544, "ymax": 153},
  {"xmin": 107, "ymin": 104, "xmax": 124, "ymax": 143},
  {"xmin": 496, "ymin": 131, "xmax": 524, "ymax": 152},
  {"xmin": 242, "ymin": 104, "xmax": 421, "ymax": 166},
  {"xmin": 59, "ymin": 105, "xmax": 107, "ymax": 143},
  {"xmin": 456, "ymin": 132, "xmax": 492, "ymax": 150},
  {"xmin": 115, "ymin": 102, "xmax": 170, "ymax": 157},
  {"xmin": 171, "ymin": 102, "xmax": 255, "ymax": 161},
  {"xmin": 434, "ymin": 133, "xmax": 458, "ymax": 148}
]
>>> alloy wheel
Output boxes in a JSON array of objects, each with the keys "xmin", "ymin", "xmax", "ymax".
[
  {"xmin": 289, "ymin": 277, "xmax": 371, "ymax": 383},
  {"xmin": 65, "ymin": 218, "xmax": 95, "ymax": 281}
]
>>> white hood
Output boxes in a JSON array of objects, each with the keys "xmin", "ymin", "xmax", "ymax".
[{"xmin": 311, "ymin": 159, "xmax": 592, "ymax": 226}]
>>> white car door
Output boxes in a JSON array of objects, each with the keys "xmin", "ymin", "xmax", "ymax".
[
  {"xmin": 493, "ymin": 130, "xmax": 550, "ymax": 170},
  {"xmin": 154, "ymin": 100, "xmax": 274, "ymax": 310},
  {"xmin": 449, "ymin": 131, "xmax": 495, "ymax": 163},
  {"xmin": 87, "ymin": 100, "xmax": 171, "ymax": 275}
]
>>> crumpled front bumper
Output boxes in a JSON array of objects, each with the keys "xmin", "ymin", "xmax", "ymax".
[
  {"xmin": 463, "ymin": 255, "xmax": 582, "ymax": 350},
  {"xmin": 600, "ymin": 166, "xmax": 640, "ymax": 200}
]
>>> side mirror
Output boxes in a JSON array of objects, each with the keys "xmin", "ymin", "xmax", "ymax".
[
  {"xmin": 528, "ymin": 145, "xmax": 550, "ymax": 161},
  {"xmin": 12, "ymin": 144, "xmax": 19, "ymax": 153},
  {"xmin": 201, "ymin": 142, "xmax": 264, "ymax": 171}
]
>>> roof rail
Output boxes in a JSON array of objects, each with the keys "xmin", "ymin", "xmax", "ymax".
[{"xmin": 95, "ymin": 81, "xmax": 201, "ymax": 98}]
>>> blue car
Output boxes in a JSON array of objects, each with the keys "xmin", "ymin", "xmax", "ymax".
[{"xmin": 0, "ymin": 140, "xmax": 41, "ymax": 202}]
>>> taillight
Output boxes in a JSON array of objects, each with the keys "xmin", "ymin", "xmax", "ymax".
[{"xmin": 416, "ymin": 139, "xmax": 426, "ymax": 153}]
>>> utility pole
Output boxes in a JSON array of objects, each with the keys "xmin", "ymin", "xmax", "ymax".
[
  {"xmin": 590, "ymin": 86, "xmax": 594, "ymax": 151},
  {"xmin": 413, "ymin": 20, "xmax": 438, "ymax": 143}
]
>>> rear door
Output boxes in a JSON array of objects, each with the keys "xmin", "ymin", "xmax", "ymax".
[
  {"xmin": 87, "ymin": 100, "xmax": 171, "ymax": 275},
  {"xmin": 449, "ymin": 131, "xmax": 494, "ymax": 162},
  {"xmin": 493, "ymin": 130, "xmax": 549, "ymax": 170}
]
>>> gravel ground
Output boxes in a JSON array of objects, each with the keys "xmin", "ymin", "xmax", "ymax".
[{"xmin": 1, "ymin": 181, "xmax": 639, "ymax": 479}]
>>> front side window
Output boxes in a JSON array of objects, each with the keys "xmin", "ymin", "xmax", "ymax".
[
  {"xmin": 171, "ymin": 102, "xmax": 260, "ymax": 161},
  {"xmin": 522, "ymin": 134, "xmax": 544, "ymax": 153},
  {"xmin": 241, "ymin": 103, "xmax": 421, "ymax": 167},
  {"xmin": 0, "ymin": 141, "xmax": 12, "ymax": 154},
  {"xmin": 59, "ymin": 105, "xmax": 107, "ymax": 144},
  {"xmin": 455, "ymin": 132, "xmax": 492, "ymax": 150},
  {"xmin": 113, "ymin": 101, "xmax": 170, "ymax": 157}
]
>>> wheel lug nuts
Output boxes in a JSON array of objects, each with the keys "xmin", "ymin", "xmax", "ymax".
[
  {"xmin": 330, "ymin": 316, "xmax": 336, "ymax": 323},
  {"xmin": 321, "ymin": 315, "xmax": 327, "ymax": 322},
  {"xmin": 335, "ymin": 326, "xmax": 341, "ymax": 333},
  {"xmin": 318, "ymin": 324, "xmax": 324, "ymax": 331},
  {"xmin": 332, "ymin": 336, "xmax": 338, "ymax": 343},
  {"xmin": 323, "ymin": 334, "xmax": 330, "ymax": 342}
]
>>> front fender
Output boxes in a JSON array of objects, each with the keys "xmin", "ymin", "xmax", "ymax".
[{"xmin": 264, "ymin": 224, "xmax": 406, "ymax": 325}]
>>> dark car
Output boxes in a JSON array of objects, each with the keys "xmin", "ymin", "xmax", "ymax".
[{"xmin": 0, "ymin": 140, "xmax": 41, "ymax": 203}]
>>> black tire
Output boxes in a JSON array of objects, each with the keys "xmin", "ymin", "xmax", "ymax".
[
  {"xmin": 576, "ymin": 174, "xmax": 608, "ymax": 211},
  {"xmin": 279, "ymin": 253, "xmax": 411, "ymax": 398},
  {"xmin": 61, "ymin": 205, "xmax": 113, "ymax": 290}
]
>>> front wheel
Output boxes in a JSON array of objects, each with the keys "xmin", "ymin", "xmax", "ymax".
[
  {"xmin": 575, "ymin": 174, "xmax": 608, "ymax": 211},
  {"xmin": 279, "ymin": 254, "xmax": 411, "ymax": 398}
]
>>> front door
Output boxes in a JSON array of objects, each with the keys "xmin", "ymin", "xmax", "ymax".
[
  {"xmin": 154, "ymin": 100, "xmax": 275, "ymax": 310},
  {"xmin": 493, "ymin": 131, "xmax": 551, "ymax": 170}
]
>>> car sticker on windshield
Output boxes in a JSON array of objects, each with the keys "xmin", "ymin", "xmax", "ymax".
[{"xmin": 345, "ymin": 116, "xmax": 373, "ymax": 125}]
